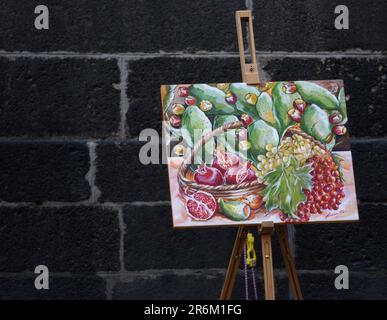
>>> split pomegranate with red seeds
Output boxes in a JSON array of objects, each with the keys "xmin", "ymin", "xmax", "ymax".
[
  {"xmin": 185, "ymin": 191, "xmax": 218, "ymax": 221},
  {"xmin": 224, "ymin": 162, "xmax": 256, "ymax": 185},
  {"xmin": 212, "ymin": 150, "xmax": 239, "ymax": 174}
]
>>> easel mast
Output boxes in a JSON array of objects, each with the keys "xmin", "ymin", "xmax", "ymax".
[{"xmin": 220, "ymin": 10, "xmax": 303, "ymax": 301}]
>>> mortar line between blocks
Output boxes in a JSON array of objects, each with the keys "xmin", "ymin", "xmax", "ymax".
[
  {"xmin": 0, "ymin": 50, "xmax": 385, "ymax": 60},
  {"xmin": 117, "ymin": 58, "xmax": 130, "ymax": 139},
  {"xmin": 117, "ymin": 207, "xmax": 127, "ymax": 272},
  {"xmin": 86, "ymin": 142, "xmax": 101, "ymax": 203}
]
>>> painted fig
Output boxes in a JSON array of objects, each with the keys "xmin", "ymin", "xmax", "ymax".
[
  {"xmin": 248, "ymin": 120, "xmax": 279, "ymax": 157},
  {"xmin": 189, "ymin": 84, "xmax": 235, "ymax": 115},
  {"xmin": 182, "ymin": 106, "xmax": 214, "ymax": 164},
  {"xmin": 256, "ymin": 92, "xmax": 278, "ymax": 128},
  {"xmin": 272, "ymin": 82, "xmax": 302, "ymax": 135},
  {"xmin": 295, "ymin": 81, "xmax": 339, "ymax": 110},
  {"xmin": 229, "ymin": 83, "xmax": 260, "ymax": 118},
  {"xmin": 218, "ymin": 198, "xmax": 251, "ymax": 221},
  {"xmin": 301, "ymin": 104, "xmax": 332, "ymax": 143}
]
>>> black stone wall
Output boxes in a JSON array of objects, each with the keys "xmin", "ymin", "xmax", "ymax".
[{"xmin": 0, "ymin": 0, "xmax": 386, "ymax": 299}]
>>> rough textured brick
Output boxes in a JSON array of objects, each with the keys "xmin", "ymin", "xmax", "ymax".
[
  {"xmin": 299, "ymin": 272, "xmax": 387, "ymax": 299},
  {"xmin": 0, "ymin": 142, "xmax": 89, "ymax": 202},
  {"xmin": 0, "ymin": 206, "xmax": 120, "ymax": 272},
  {"xmin": 352, "ymin": 141, "xmax": 387, "ymax": 202},
  {"xmin": 0, "ymin": 57, "xmax": 120, "ymax": 138},
  {"xmin": 127, "ymin": 57, "xmax": 241, "ymax": 137},
  {"xmin": 96, "ymin": 142, "xmax": 169, "ymax": 202},
  {"xmin": 0, "ymin": 0, "xmax": 241, "ymax": 52},
  {"xmin": 111, "ymin": 271, "xmax": 289, "ymax": 300},
  {"xmin": 253, "ymin": 0, "xmax": 387, "ymax": 51},
  {"xmin": 0, "ymin": 275, "xmax": 106, "ymax": 299},
  {"xmin": 263, "ymin": 57, "xmax": 387, "ymax": 138},
  {"xmin": 123, "ymin": 204, "xmax": 285, "ymax": 270},
  {"xmin": 295, "ymin": 204, "xmax": 387, "ymax": 271}
]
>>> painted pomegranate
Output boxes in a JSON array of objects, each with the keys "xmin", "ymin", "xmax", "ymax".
[
  {"xmin": 224, "ymin": 162, "xmax": 256, "ymax": 185},
  {"xmin": 194, "ymin": 164, "xmax": 223, "ymax": 186},
  {"xmin": 212, "ymin": 150, "xmax": 240, "ymax": 174},
  {"xmin": 185, "ymin": 191, "xmax": 218, "ymax": 221}
]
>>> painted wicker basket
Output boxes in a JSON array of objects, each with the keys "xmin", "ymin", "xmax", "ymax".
[
  {"xmin": 177, "ymin": 121, "xmax": 263, "ymax": 200},
  {"xmin": 177, "ymin": 120, "xmax": 329, "ymax": 201}
]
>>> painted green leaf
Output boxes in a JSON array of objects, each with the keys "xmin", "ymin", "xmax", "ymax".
[
  {"xmin": 263, "ymin": 157, "xmax": 313, "ymax": 218},
  {"xmin": 272, "ymin": 82, "xmax": 302, "ymax": 135},
  {"xmin": 295, "ymin": 81, "xmax": 339, "ymax": 110},
  {"xmin": 248, "ymin": 120, "xmax": 279, "ymax": 158},
  {"xmin": 229, "ymin": 83, "xmax": 260, "ymax": 118},
  {"xmin": 301, "ymin": 104, "xmax": 332, "ymax": 143},
  {"xmin": 332, "ymin": 153, "xmax": 345, "ymax": 182},
  {"xmin": 181, "ymin": 106, "xmax": 214, "ymax": 164},
  {"xmin": 189, "ymin": 84, "xmax": 236, "ymax": 115},
  {"xmin": 218, "ymin": 198, "xmax": 251, "ymax": 221}
]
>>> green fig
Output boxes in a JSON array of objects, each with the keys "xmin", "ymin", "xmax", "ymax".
[
  {"xmin": 182, "ymin": 106, "xmax": 214, "ymax": 164},
  {"xmin": 301, "ymin": 104, "xmax": 333, "ymax": 143},
  {"xmin": 256, "ymin": 92, "xmax": 279, "ymax": 129},
  {"xmin": 295, "ymin": 81, "xmax": 339, "ymax": 111},
  {"xmin": 218, "ymin": 198, "xmax": 251, "ymax": 221},
  {"xmin": 229, "ymin": 83, "xmax": 260, "ymax": 118},
  {"xmin": 213, "ymin": 115, "xmax": 239, "ymax": 153},
  {"xmin": 248, "ymin": 120, "xmax": 279, "ymax": 158},
  {"xmin": 189, "ymin": 84, "xmax": 236, "ymax": 115},
  {"xmin": 272, "ymin": 82, "xmax": 302, "ymax": 135}
]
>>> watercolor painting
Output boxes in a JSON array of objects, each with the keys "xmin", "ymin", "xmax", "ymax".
[{"xmin": 160, "ymin": 80, "xmax": 359, "ymax": 228}]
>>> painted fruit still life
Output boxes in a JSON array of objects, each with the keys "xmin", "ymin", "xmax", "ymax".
[{"xmin": 160, "ymin": 81, "xmax": 359, "ymax": 227}]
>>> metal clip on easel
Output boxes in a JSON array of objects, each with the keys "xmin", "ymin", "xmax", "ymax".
[
  {"xmin": 243, "ymin": 231, "xmax": 258, "ymax": 300},
  {"xmin": 246, "ymin": 232, "xmax": 257, "ymax": 267}
]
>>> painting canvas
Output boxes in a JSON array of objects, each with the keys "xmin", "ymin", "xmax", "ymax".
[{"xmin": 160, "ymin": 80, "xmax": 359, "ymax": 228}]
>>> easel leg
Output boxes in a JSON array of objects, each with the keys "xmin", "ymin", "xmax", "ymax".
[
  {"xmin": 259, "ymin": 221, "xmax": 275, "ymax": 300},
  {"xmin": 220, "ymin": 226, "xmax": 247, "ymax": 300},
  {"xmin": 277, "ymin": 225, "xmax": 303, "ymax": 300}
]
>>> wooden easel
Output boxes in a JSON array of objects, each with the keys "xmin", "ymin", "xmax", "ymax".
[{"xmin": 220, "ymin": 10, "xmax": 303, "ymax": 301}]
